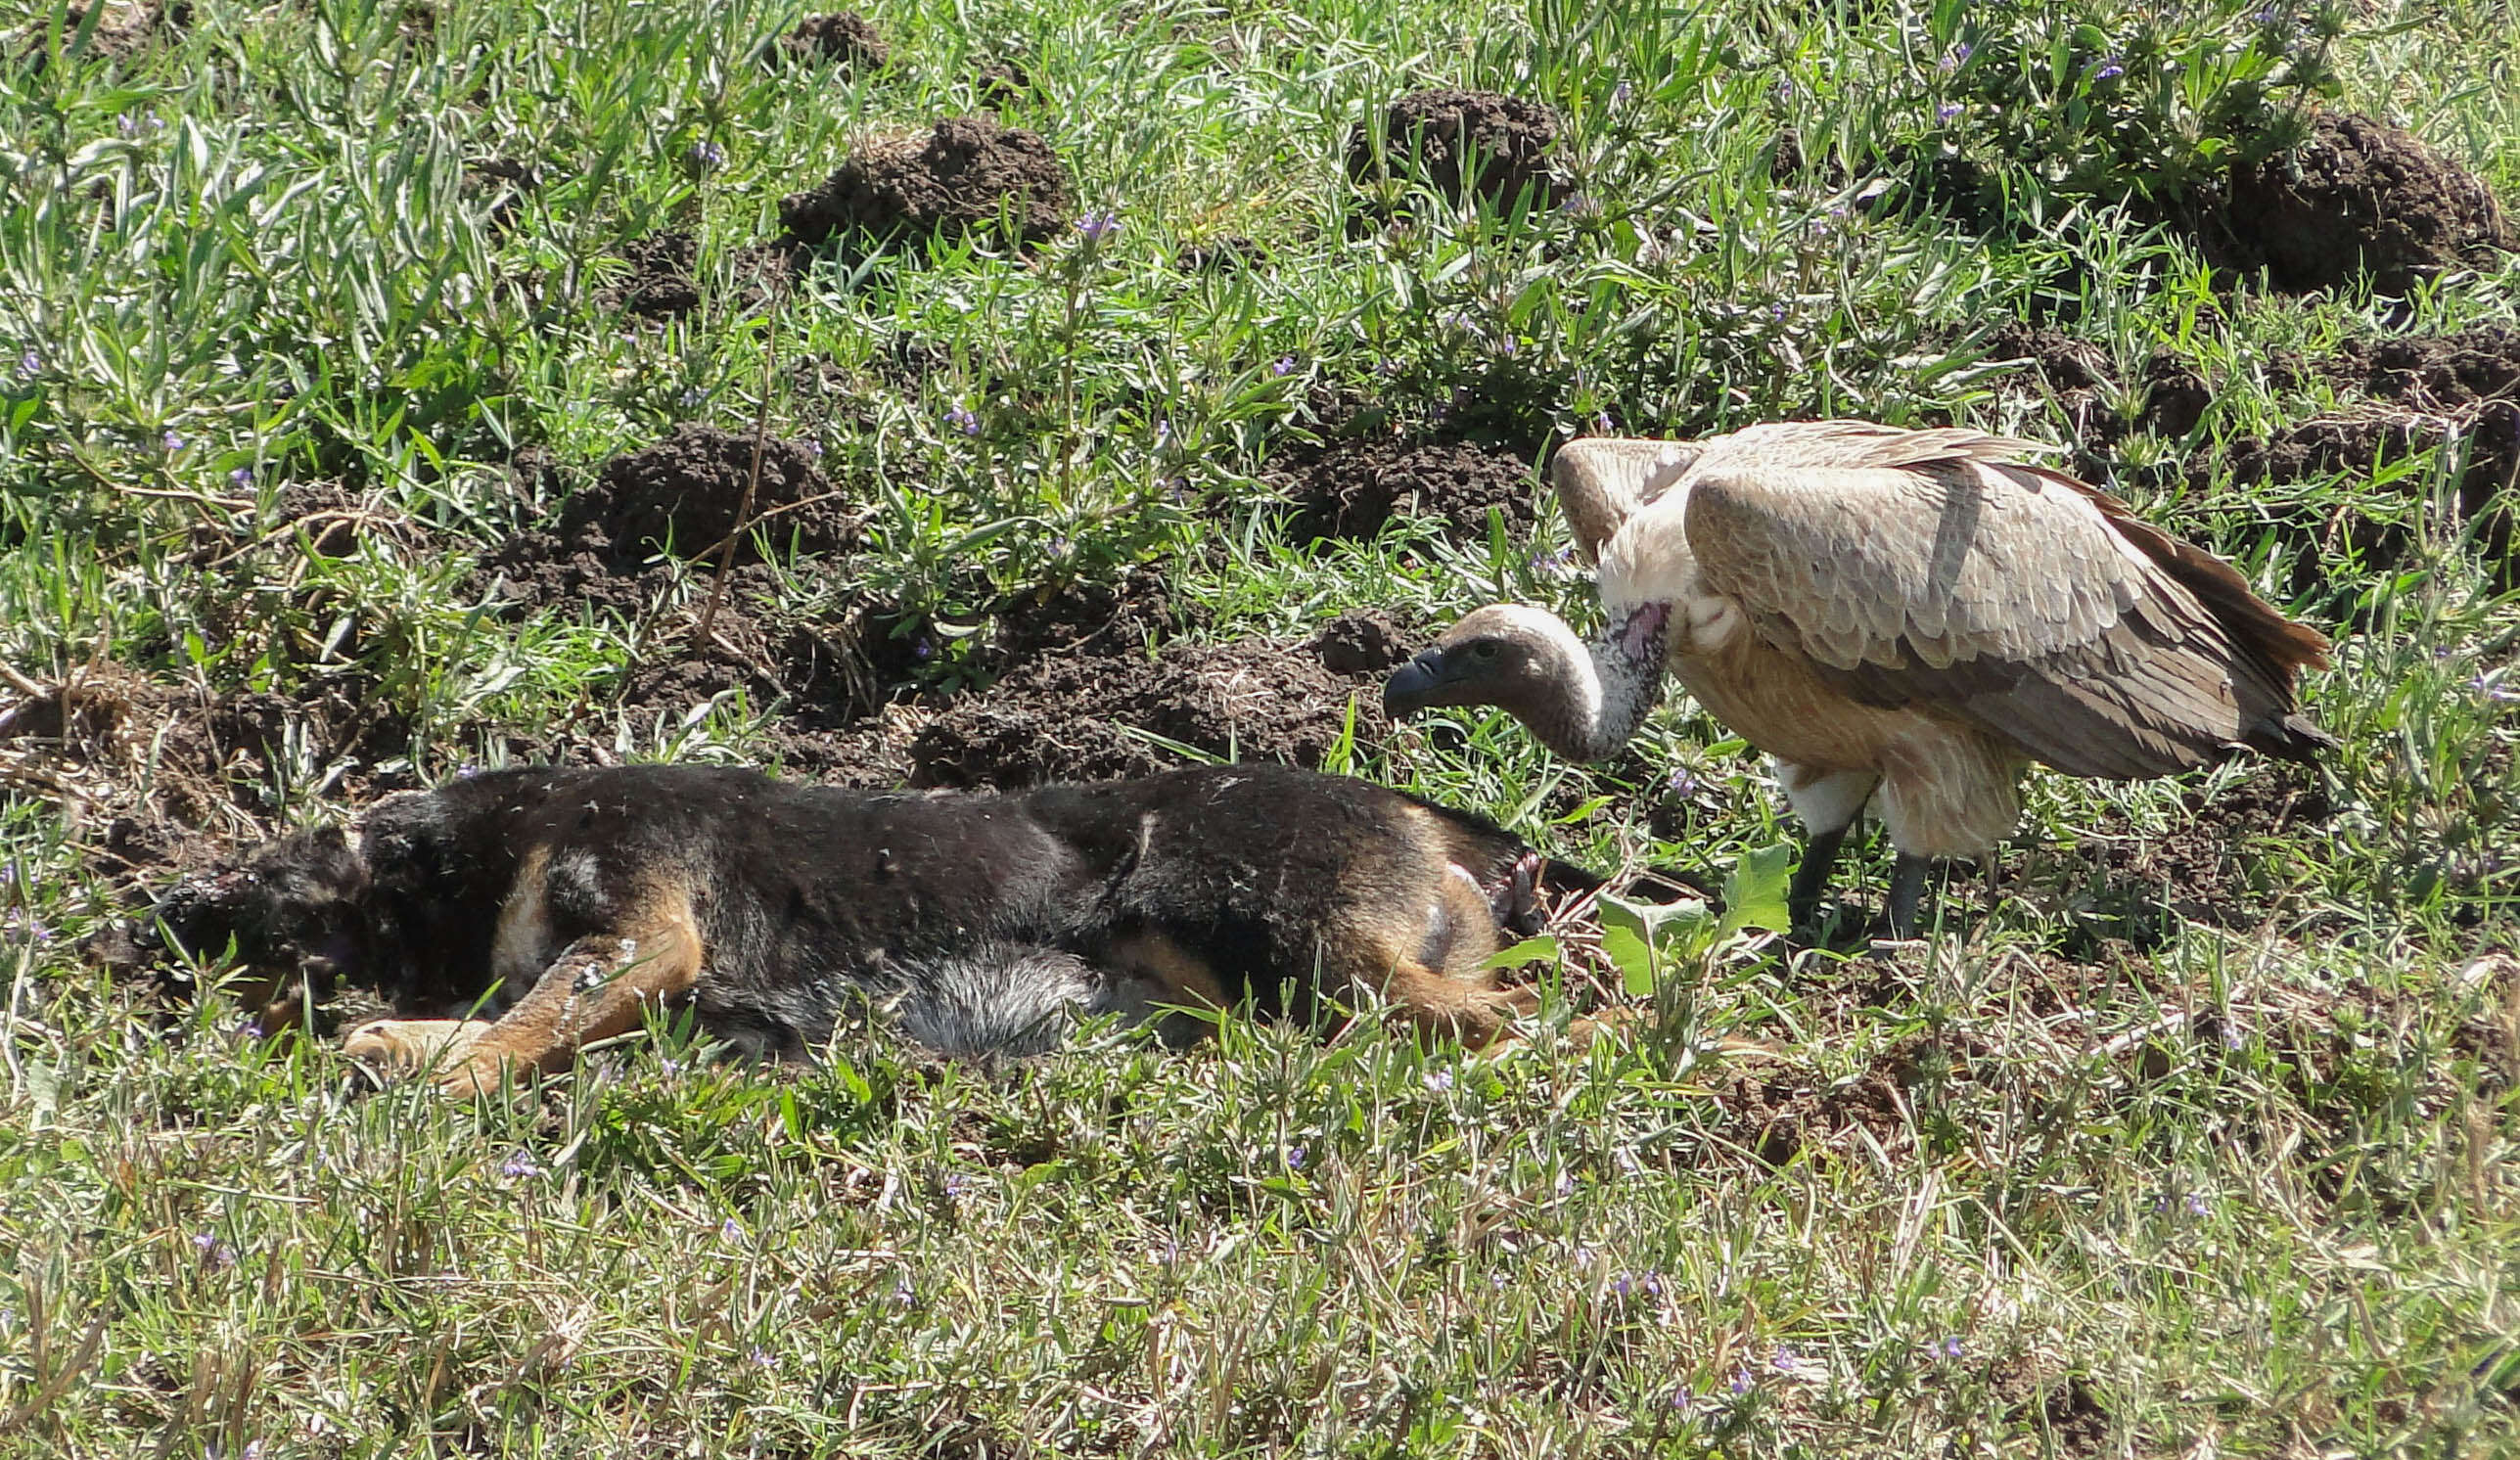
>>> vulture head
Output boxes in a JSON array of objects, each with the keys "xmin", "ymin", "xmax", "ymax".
[{"xmin": 1384, "ymin": 602, "xmax": 1669, "ymax": 763}]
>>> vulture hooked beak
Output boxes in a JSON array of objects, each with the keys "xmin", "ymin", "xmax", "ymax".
[{"xmin": 1382, "ymin": 648, "xmax": 1460, "ymax": 718}]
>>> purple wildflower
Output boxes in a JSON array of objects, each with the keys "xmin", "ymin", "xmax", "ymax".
[
  {"xmin": 2088, "ymin": 57, "xmax": 2125, "ymax": 79},
  {"xmin": 1424, "ymin": 1067, "xmax": 1454, "ymax": 1094},
  {"xmin": 1608, "ymin": 1273, "xmax": 1632, "ymax": 1298},
  {"xmin": 1592, "ymin": 410, "xmax": 1614, "ymax": 434},
  {"xmin": 658, "ymin": 1057, "xmax": 682, "ymax": 1075},
  {"xmin": 17, "ymin": 347, "xmax": 37, "ymax": 376},
  {"xmin": 1940, "ymin": 42, "xmax": 1972, "ymax": 71},
  {"xmin": 1271, "ymin": 355, "xmax": 1297, "ymax": 377},
  {"xmin": 1498, "ymin": 336, "xmax": 1519, "ymax": 356},
  {"xmin": 1153, "ymin": 418, "xmax": 1172, "ymax": 447},
  {"xmin": 1076, "ymin": 209, "xmax": 1120, "ymax": 244},
  {"xmin": 1729, "ymin": 1367, "xmax": 1756, "ymax": 1396},
  {"xmin": 229, "ymin": 466, "xmax": 252, "ymax": 489},
  {"xmin": 2185, "ymin": 1191, "xmax": 2211, "ymax": 1217},
  {"xmin": 1933, "ymin": 1336, "xmax": 1964, "ymax": 1360},
  {"xmin": 890, "ymin": 1273, "xmax": 915, "ymax": 1309},
  {"xmin": 1286, "ymin": 1144, "xmax": 1306, "ymax": 1170},
  {"xmin": 1560, "ymin": 193, "xmax": 1603, "ymax": 220},
  {"xmin": 686, "ymin": 140, "xmax": 726, "ymax": 172},
  {"xmin": 912, "ymin": 636, "xmax": 935, "ymax": 662},
  {"xmin": 945, "ymin": 405, "xmax": 981, "ymax": 436},
  {"xmin": 720, "ymin": 1216, "xmax": 742, "ymax": 1244},
  {"xmin": 161, "ymin": 430, "xmax": 183, "ymax": 451},
  {"xmin": 1667, "ymin": 766, "xmax": 1700, "ymax": 798},
  {"xmin": 2253, "ymin": 6, "xmax": 2281, "ymax": 23},
  {"xmin": 1571, "ymin": 1245, "xmax": 1598, "ymax": 1270},
  {"xmin": 676, "ymin": 386, "xmax": 708, "ymax": 408},
  {"xmin": 1771, "ymin": 1344, "xmax": 1802, "ymax": 1374},
  {"xmin": 501, "ymin": 1151, "xmax": 541, "ymax": 1178},
  {"xmin": 801, "ymin": 439, "xmax": 822, "ymax": 457},
  {"xmin": 748, "ymin": 1346, "xmax": 775, "ymax": 1368},
  {"xmin": 1611, "ymin": 80, "xmax": 1632, "ymax": 107},
  {"xmin": 942, "ymin": 1171, "xmax": 972, "ymax": 1202},
  {"xmin": 1936, "ymin": 101, "xmax": 1963, "ymax": 124},
  {"xmin": 192, "ymin": 1232, "xmax": 236, "ymax": 1268},
  {"xmin": 1772, "ymin": 79, "xmax": 1794, "ymax": 104}
]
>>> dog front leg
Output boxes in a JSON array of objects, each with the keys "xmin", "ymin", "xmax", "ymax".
[{"xmin": 346, "ymin": 887, "xmax": 703, "ymax": 1096}]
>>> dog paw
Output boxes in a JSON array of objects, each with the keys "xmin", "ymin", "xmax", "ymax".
[{"xmin": 342, "ymin": 1018, "xmax": 495, "ymax": 1084}]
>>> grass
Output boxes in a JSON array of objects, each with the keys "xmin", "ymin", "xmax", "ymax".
[{"xmin": 3, "ymin": 0, "xmax": 2518, "ymax": 1451}]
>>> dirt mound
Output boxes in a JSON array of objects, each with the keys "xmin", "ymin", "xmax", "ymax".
[
  {"xmin": 975, "ymin": 58, "xmax": 1032, "ymax": 108},
  {"xmin": 2326, "ymin": 324, "xmax": 2520, "ymax": 410},
  {"xmin": 1346, "ymin": 88, "xmax": 1567, "ymax": 214},
  {"xmin": 908, "ymin": 639, "xmax": 1376, "ymax": 789},
  {"xmin": 779, "ymin": 116, "xmax": 1073, "ymax": 251},
  {"xmin": 23, "ymin": 0, "xmax": 178, "ymax": 63},
  {"xmin": 1285, "ymin": 439, "xmax": 1536, "ymax": 544},
  {"xmin": 570, "ymin": 423, "xmax": 857, "ymax": 564},
  {"xmin": 1306, "ymin": 609, "xmax": 1414, "ymax": 675},
  {"xmin": 603, "ymin": 233, "xmax": 799, "ymax": 320},
  {"xmin": 985, "ymin": 568, "xmax": 1195, "ymax": 670},
  {"xmin": 2214, "ymin": 325, "xmax": 2520, "ymax": 580},
  {"xmin": 1, "ymin": 664, "xmax": 419, "ymax": 886},
  {"xmin": 2139, "ymin": 349, "xmax": 2213, "ymax": 439},
  {"xmin": 2215, "ymin": 110, "xmax": 2512, "ymax": 295},
  {"xmin": 773, "ymin": 11, "xmax": 887, "ymax": 69},
  {"xmin": 609, "ymin": 232, "xmax": 703, "ymax": 319}
]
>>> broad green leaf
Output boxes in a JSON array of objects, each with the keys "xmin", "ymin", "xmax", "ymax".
[
  {"xmin": 1718, "ymin": 843, "xmax": 1796, "ymax": 935},
  {"xmin": 1481, "ymin": 935, "xmax": 1560, "ymax": 971}
]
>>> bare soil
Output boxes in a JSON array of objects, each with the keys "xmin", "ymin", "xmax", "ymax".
[
  {"xmin": 603, "ymin": 233, "xmax": 800, "ymax": 320},
  {"xmin": 2216, "ymin": 324, "xmax": 2520, "ymax": 580},
  {"xmin": 1346, "ymin": 88, "xmax": 1568, "ymax": 214},
  {"xmin": 489, "ymin": 424, "xmax": 860, "ymax": 590},
  {"xmin": 779, "ymin": 116, "xmax": 1073, "ymax": 251},
  {"xmin": 1282, "ymin": 437, "xmax": 1538, "ymax": 544},
  {"xmin": 23, "ymin": 0, "xmax": 179, "ymax": 63},
  {"xmin": 909, "ymin": 637, "xmax": 1380, "ymax": 789},
  {"xmin": 2212, "ymin": 110, "xmax": 2512, "ymax": 296},
  {"xmin": 2077, "ymin": 762, "xmax": 2335, "ymax": 945},
  {"xmin": 771, "ymin": 11, "xmax": 888, "ymax": 70}
]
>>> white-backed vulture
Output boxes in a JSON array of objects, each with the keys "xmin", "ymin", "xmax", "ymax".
[{"xmin": 1381, "ymin": 420, "xmax": 2336, "ymax": 936}]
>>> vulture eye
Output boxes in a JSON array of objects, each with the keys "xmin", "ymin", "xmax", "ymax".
[{"xmin": 1469, "ymin": 641, "xmax": 1503, "ymax": 662}]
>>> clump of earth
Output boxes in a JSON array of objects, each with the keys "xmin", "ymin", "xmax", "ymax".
[
  {"xmin": 1346, "ymin": 88, "xmax": 1569, "ymax": 213},
  {"xmin": 486, "ymin": 424, "xmax": 860, "ymax": 594},
  {"xmin": 603, "ymin": 233, "xmax": 800, "ymax": 320},
  {"xmin": 1282, "ymin": 437, "xmax": 1538, "ymax": 544},
  {"xmin": 2211, "ymin": 110, "xmax": 2512, "ymax": 296},
  {"xmin": 779, "ymin": 115, "xmax": 1074, "ymax": 250},
  {"xmin": 22, "ymin": 0, "xmax": 180, "ymax": 63},
  {"xmin": 2216, "ymin": 324, "xmax": 2520, "ymax": 584},
  {"xmin": 908, "ymin": 632, "xmax": 1389, "ymax": 789},
  {"xmin": 772, "ymin": 11, "xmax": 888, "ymax": 69}
]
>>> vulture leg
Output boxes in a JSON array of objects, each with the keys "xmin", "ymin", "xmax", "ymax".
[
  {"xmin": 1787, "ymin": 824, "xmax": 1852, "ymax": 933},
  {"xmin": 1884, "ymin": 853, "xmax": 1934, "ymax": 940}
]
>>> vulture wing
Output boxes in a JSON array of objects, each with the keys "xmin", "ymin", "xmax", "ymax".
[
  {"xmin": 1549, "ymin": 437, "xmax": 1701, "ymax": 565},
  {"xmin": 1681, "ymin": 431, "xmax": 2333, "ymax": 779}
]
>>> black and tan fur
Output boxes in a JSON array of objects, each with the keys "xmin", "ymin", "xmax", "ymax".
[{"xmin": 134, "ymin": 763, "xmax": 1607, "ymax": 1093}]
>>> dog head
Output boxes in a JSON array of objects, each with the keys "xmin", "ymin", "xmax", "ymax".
[{"xmin": 126, "ymin": 826, "xmax": 373, "ymax": 1028}]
